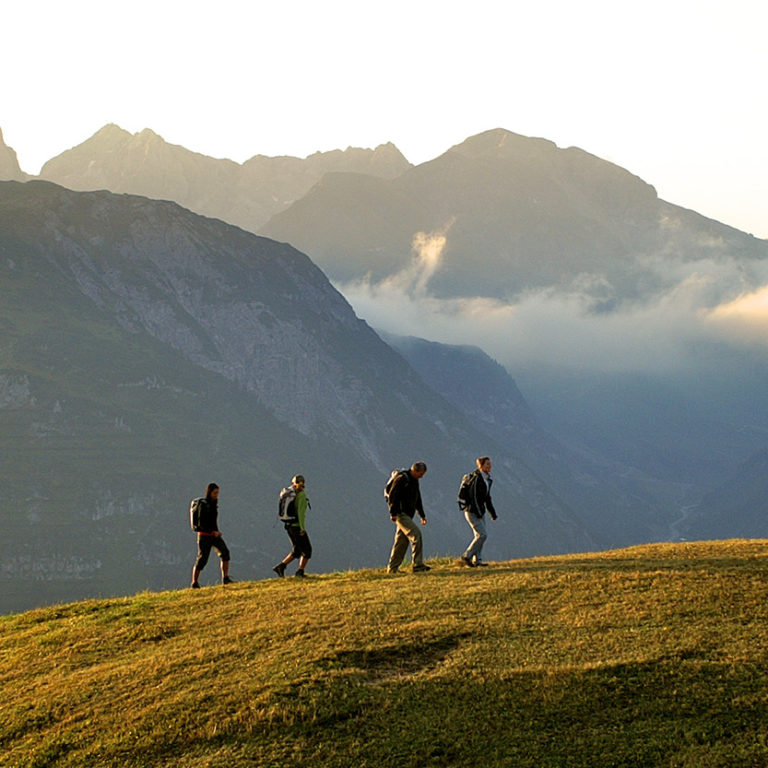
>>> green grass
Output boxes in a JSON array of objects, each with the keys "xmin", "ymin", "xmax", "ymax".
[{"xmin": 4, "ymin": 540, "xmax": 768, "ymax": 767}]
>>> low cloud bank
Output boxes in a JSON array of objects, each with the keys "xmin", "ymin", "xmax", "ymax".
[{"xmin": 336, "ymin": 229, "xmax": 768, "ymax": 375}]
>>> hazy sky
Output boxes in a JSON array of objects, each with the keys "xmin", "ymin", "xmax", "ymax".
[{"xmin": 2, "ymin": 0, "xmax": 766, "ymax": 237}]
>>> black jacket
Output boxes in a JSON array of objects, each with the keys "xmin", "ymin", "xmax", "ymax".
[
  {"xmin": 470, "ymin": 470, "xmax": 497, "ymax": 519},
  {"xmin": 388, "ymin": 471, "xmax": 425, "ymax": 520},
  {"xmin": 194, "ymin": 497, "xmax": 219, "ymax": 533}
]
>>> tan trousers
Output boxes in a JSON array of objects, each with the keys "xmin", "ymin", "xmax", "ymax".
[{"xmin": 387, "ymin": 514, "xmax": 423, "ymax": 570}]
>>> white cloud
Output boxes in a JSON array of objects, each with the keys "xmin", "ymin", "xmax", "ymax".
[{"xmin": 338, "ymin": 230, "xmax": 768, "ymax": 374}]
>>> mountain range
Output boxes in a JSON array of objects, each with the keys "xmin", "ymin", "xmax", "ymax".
[
  {"xmin": 3, "ymin": 123, "xmax": 768, "ymax": 613},
  {"xmin": 261, "ymin": 128, "xmax": 768, "ymax": 304},
  {"xmin": 35, "ymin": 124, "xmax": 411, "ymax": 232},
  {"xmin": 0, "ymin": 179, "xmax": 598, "ymax": 614}
]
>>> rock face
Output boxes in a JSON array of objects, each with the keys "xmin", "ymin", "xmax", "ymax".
[
  {"xmin": 39, "ymin": 124, "xmax": 412, "ymax": 231},
  {"xmin": 0, "ymin": 128, "xmax": 26, "ymax": 181},
  {"xmin": 0, "ymin": 180, "xmax": 595, "ymax": 614},
  {"xmin": 261, "ymin": 128, "xmax": 768, "ymax": 302}
]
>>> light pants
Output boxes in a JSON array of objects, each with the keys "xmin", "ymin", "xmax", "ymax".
[
  {"xmin": 462, "ymin": 510, "xmax": 487, "ymax": 563},
  {"xmin": 387, "ymin": 514, "xmax": 424, "ymax": 570}
]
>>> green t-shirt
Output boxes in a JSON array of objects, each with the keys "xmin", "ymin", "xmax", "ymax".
[{"xmin": 294, "ymin": 489, "xmax": 309, "ymax": 531}]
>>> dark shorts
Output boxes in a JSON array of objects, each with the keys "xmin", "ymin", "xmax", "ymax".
[
  {"xmin": 194, "ymin": 534, "xmax": 230, "ymax": 571},
  {"xmin": 285, "ymin": 525, "xmax": 312, "ymax": 559}
]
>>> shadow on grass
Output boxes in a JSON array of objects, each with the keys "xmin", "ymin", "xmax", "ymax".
[
  {"xmin": 205, "ymin": 654, "xmax": 768, "ymax": 768},
  {"xmin": 315, "ymin": 632, "xmax": 472, "ymax": 682}
]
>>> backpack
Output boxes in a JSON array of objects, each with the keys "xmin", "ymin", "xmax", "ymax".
[
  {"xmin": 189, "ymin": 497, "xmax": 204, "ymax": 531},
  {"xmin": 384, "ymin": 468, "xmax": 408, "ymax": 505},
  {"xmin": 457, "ymin": 472, "xmax": 478, "ymax": 511},
  {"xmin": 278, "ymin": 486, "xmax": 298, "ymax": 524}
]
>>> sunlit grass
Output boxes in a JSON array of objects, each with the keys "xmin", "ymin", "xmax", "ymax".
[{"xmin": 3, "ymin": 540, "xmax": 768, "ymax": 766}]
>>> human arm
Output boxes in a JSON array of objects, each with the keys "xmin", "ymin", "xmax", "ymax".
[
  {"xmin": 486, "ymin": 495, "xmax": 498, "ymax": 520},
  {"xmin": 295, "ymin": 490, "xmax": 309, "ymax": 532},
  {"xmin": 416, "ymin": 486, "xmax": 426, "ymax": 524}
]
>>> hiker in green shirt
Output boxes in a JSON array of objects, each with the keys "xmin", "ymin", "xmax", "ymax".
[{"xmin": 273, "ymin": 475, "xmax": 312, "ymax": 578}]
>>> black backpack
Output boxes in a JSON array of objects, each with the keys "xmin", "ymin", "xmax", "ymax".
[
  {"xmin": 384, "ymin": 468, "xmax": 408, "ymax": 506},
  {"xmin": 189, "ymin": 497, "xmax": 204, "ymax": 531},
  {"xmin": 457, "ymin": 472, "xmax": 478, "ymax": 511}
]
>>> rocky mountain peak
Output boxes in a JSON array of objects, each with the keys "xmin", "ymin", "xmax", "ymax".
[
  {"xmin": 39, "ymin": 127, "xmax": 411, "ymax": 231},
  {"xmin": 0, "ymin": 126, "xmax": 26, "ymax": 181},
  {"xmin": 446, "ymin": 128, "xmax": 557, "ymax": 161},
  {"xmin": 92, "ymin": 123, "xmax": 133, "ymax": 142}
]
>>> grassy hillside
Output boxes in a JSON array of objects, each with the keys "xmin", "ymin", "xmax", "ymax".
[{"xmin": 3, "ymin": 541, "xmax": 768, "ymax": 767}]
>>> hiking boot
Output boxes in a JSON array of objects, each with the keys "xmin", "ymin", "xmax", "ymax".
[
  {"xmin": 222, "ymin": 576, "xmax": 236, "ymax": 585},
  {"xmin": 387, "ymin": 567, "xmax": 400, "ymax": 574},
  {"xmin": 273, "ymin": 563, "xmax": 286, "ymax": 578},
  {"xmin": 190, "ymin": 581, "xmax": 201, "ymax": 589},
  {"xmin": 413, "ymin": 564, "xmax": 431, "ymax": 572},
  {"xmin": 459, "ymin": 556, "xmax": 476, "ymax": 568},
  {"xmin": 295, "ymin": 570, "xmax": 306, "ymax": 578},
  {"xmin": 475, "ymin": 561, "xmax": 489, "ymax": 567}
]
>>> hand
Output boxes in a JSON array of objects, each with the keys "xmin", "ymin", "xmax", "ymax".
[
  {"xmin": 299, "ymin": 529, "xmax": 307, "ymax": 536},
  {"xmin": 420, "ymin": 517, "xmax": 427, "ymax": 526}
]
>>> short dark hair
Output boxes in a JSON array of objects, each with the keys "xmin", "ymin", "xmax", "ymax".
[
  {"xmin": 411, "ymin": 461, "xmax": 427, "ymax": 473},
  {"xmin": 476, "ymin": 457, "xmax": 491, "ymax": 468},
  {"xmin": 205, "ymin": 482, "xmax": 219, "ymax": 499}
]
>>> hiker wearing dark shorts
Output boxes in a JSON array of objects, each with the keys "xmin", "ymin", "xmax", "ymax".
[
  {"xmin": 190, "ymin": 483, "xmax": 235, "ymax": 587},
  {"xmin": 273, "ymin": 475, "xmax": 312, "ymax": 578}
]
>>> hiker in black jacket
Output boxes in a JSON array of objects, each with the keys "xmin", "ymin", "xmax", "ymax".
[
  {"xmin": 460, "ymin": 457, "xmax": 498, "ymax": 567},
  {"xmin": 386, "ymin": 461, "xmax": 431, "ymax": 574},
  {"xmin": 190, "ymin": 483, "xmax": 235, "ymax": 588}
]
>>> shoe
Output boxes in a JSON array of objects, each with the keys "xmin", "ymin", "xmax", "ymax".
[
  {"xmin": 413, "ymin": 564, "xmax": 431, "ymax": 572},
  {"xmin": 191, "ymin": 582, "xmax": 201, "ymax": 589},
  {"xmin": 475, "ymin": 561, "xmax": 489, "ymax": 567},
  {"xmin": 460, "ymin": 556, "xmax": 476, "ymax": 568},
  {"xmin": 273, "ymin": 563, "xmax": 286, "ymax": 578},
  {"xmin": 295, "ymin": 570, "xmax": 306, "ymax": 578},
  {"xmin": 222, "ymin": 576, "xmax": 235, "ymax": 584},
  {"xmin": 386, "ymin": 567, "xmax": 399, "ymax": 574}
]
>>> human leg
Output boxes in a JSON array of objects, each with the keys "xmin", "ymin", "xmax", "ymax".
[
  {"xmin": 462, "ymin": 511, "xmax": 487, "ymax": 563},
  {"xmin": 395, "ymin": 514, "xmax": 424, "ymax": 567},
  {"xmin": 296, "ymin": 532, "xmax": 312, "ymax": 575},
  {"xmin": 387, "ymin": 523, "xmax": 409, "ymax": 571},
  {"xmin": 210, "ymin": 536, "xmax": 232, "ymax": 583},
  {"xmin": 192, "ymin": 535, "xmax": 213, "ymax": 585}
]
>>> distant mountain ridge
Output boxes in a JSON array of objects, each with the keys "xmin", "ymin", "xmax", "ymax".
[
  {"xmin": 262, "ymin": 128, "xmax": 768, "ymax": 303},
  {"xmin": 681, "ymin": 448, "xmax": 768, "ymax": 540},
  {"xmin": 382, "ymin": 334, "xmax": 671, "ymax": 547},
  {"xmin": 37, "ymin": 124, "xmax": 411, "ymax": 231}
]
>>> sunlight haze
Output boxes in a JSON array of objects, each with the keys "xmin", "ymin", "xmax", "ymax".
[{"xmin": 2, "ymin": 0, "xmax": 766, "ymax": 237}]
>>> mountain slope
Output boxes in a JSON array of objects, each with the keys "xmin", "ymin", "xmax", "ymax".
[
  {"xmin": 0, "ymin": 180, "xmax": 593, "ymax": 613},
  {"xmin": 3, "ymin": 541, "xmax": 768, "ymax": 767},
  {"xmin": 680, "ymin": 448, "xmax": 768, "ymax": 539},
  {"xmin": 261, "ymin": 128, "xmax": 768, "ymax": 534},
  {"xmin": 0, "ymin": 127, "xmax": 26, "ymax": 181},
  {"xmin": 261, "ymin": 127, "xmax": 768, "ymax": 303},
  {"xmin": 383, "ymin": 334, "xmax": 671, "ymax": 546},
  {"xmin": 38, "ymin": 124, "xmax": 411, "ymax": 231}
]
